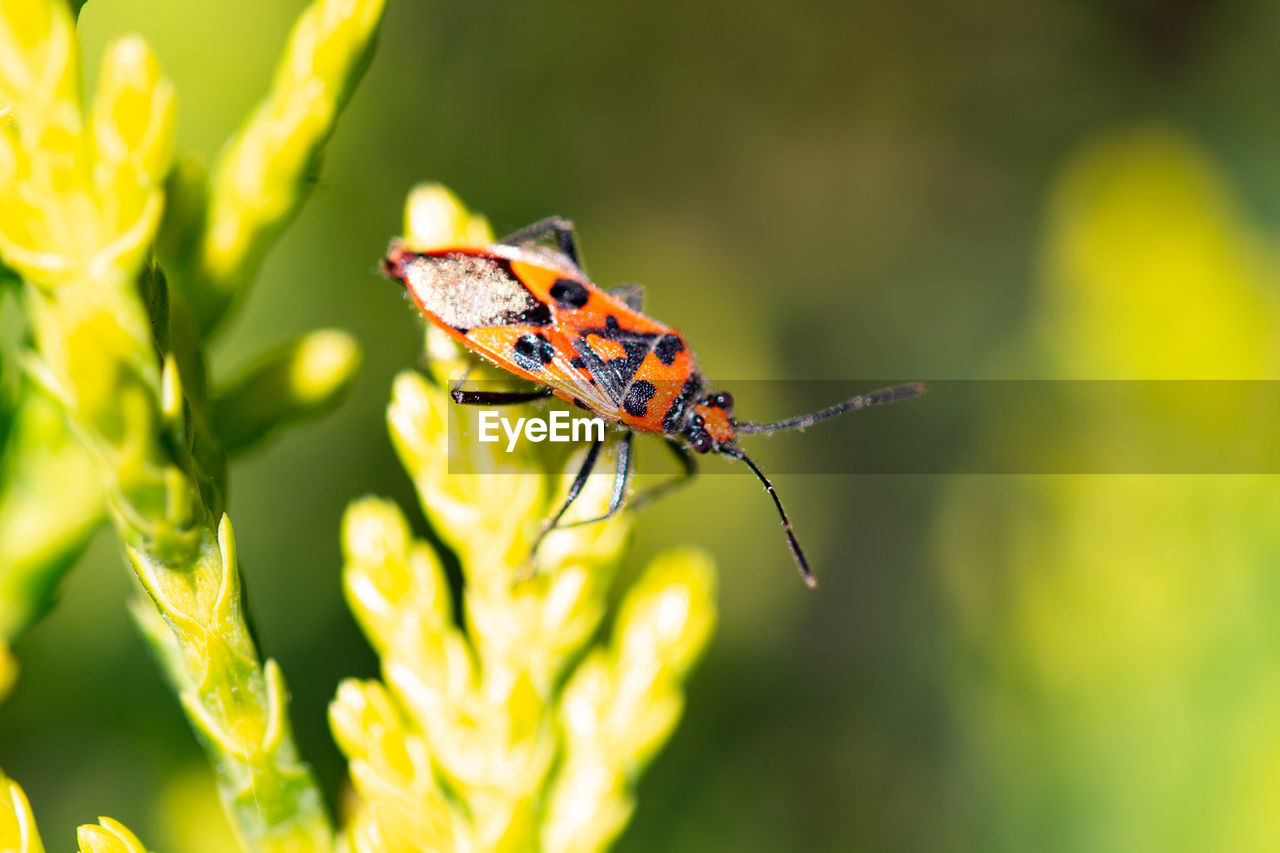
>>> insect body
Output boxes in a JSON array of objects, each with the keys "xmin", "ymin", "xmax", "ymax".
[{"xmin": 381, "ymin": 218, "xmax": 923, "ymax": 587}]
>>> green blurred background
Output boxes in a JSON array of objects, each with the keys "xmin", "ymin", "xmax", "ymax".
[{"xmin": 6, "ymin": 0, "xmax": 1280, "ymax": 850}]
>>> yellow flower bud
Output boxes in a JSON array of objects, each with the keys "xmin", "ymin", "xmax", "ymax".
[
  {"xmin": 213, "ymin": 329, "xmax": 362, "ymax": 453},
  {"xmin": 0, "ymin": 776, "xmax": 45, "ymax": 853},
  {"xmin": 403, "ymin": 182, "xmax": 494, "ymax": 251},
  {"xmin": 76, "ymin": 818, "xmax": 149, "ymax": 853}
]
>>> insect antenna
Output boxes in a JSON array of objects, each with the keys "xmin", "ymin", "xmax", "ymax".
[
  {"xmin": 735, "ymin": 382, "xmax": 925, "ymax": 436},
  {"xmin": 718, "ymin": 445, "xmax": 816, "ymax": 588}
]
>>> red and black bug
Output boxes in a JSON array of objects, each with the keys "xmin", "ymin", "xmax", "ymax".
[{"xmin": 381, "ymin": 218, "xmax": 923, "ymax": 586}]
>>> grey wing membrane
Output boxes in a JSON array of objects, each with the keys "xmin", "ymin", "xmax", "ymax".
[
  {"xmin": 499, "ymin": 217, "xmax": 586, "ymax": 278},
  {"xmin": 607, "ymin": 284, "xmax": 645, "ymax": 312}
]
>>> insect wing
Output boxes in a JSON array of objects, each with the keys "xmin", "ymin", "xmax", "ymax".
[
  {"xmin": 462, "ymin": 324, "xmax": 621, "ymax": 418},
  {"xmin": 388, "ymin": 243, "xmax": 685, "ymax": 427},
  {"xmin": 497, "ymin": 254, "xmax": 698, "ymax": 432}
]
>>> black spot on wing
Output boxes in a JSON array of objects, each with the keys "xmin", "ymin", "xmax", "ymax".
[
  {"xmin": 550, "ymin": 278, "xmax": 590, "ymax": 310},
  {"xmin": 605, "ymin": 315, "xmax": 621, "ymax": 332},
  {"xmin": 655, "ymin": 333, "xmax": 685, "ymax": 365},
  {"xmin": 509, "ymin": 300, "xmax": 552, "ymax": 326},
  {"xmin": 601, "ymin": 339, "xmax": 651, "ymax": 388},
  {"xmin": 623, "ymin": 380, "xmax": 658, "ymax": 417},
  {"xmin": 593, "ymin": 335, "xmax": 645, "ymax": 394},
  {"xmin": 513, "ymin": 333, "xmax": 556, "ymax": 371},
  {"xmin": 574, "ymin": 334, "xmax": 654, "ymax": 402}
]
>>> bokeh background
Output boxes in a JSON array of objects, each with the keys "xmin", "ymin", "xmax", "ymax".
[{"xmin": 5, "ymin": 0, "xmax": 1280, "ymax": 850}]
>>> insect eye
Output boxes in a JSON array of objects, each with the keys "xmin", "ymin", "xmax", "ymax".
[
  {"xmin": 690, "ymin": 413, "xmax": 704, "ymax": 427},
  {"xmin": 711, "ymin": 391, "xmax": 734, "ymax": 410},
  {"xmin": 691, "ymin": 433, "xmax": 712, "ymax": 453}
]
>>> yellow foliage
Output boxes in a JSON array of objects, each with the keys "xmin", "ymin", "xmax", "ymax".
[{"xmin": 938, "ymin": 127, "xmax": 1280, "ymax": 852}]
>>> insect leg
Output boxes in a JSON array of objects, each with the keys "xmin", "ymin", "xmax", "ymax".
[
  {"xmin": 527, "ymin": 437, "xmax": 605, "ymax": 561},
  {"xmin": 448, "ymin": 364, "xmax": 553, "ymax": 405},
  {"xmin": 557, "ymin": 434, "xmax": 697, "ymax": 529},
  {"xmin": 500, "ymin": 217, "xmax": 581, "ymax": 268},
  {"xmin": 558, "ymin": 431, "xmax": 634, "ymax": 528},
  {"xmin": 450, "ymin": 387, "xmax": 554, "ymax": 406},
  {"xmin": 628, "ymin": 437, "xmax": 698, "ymax": 511}
]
